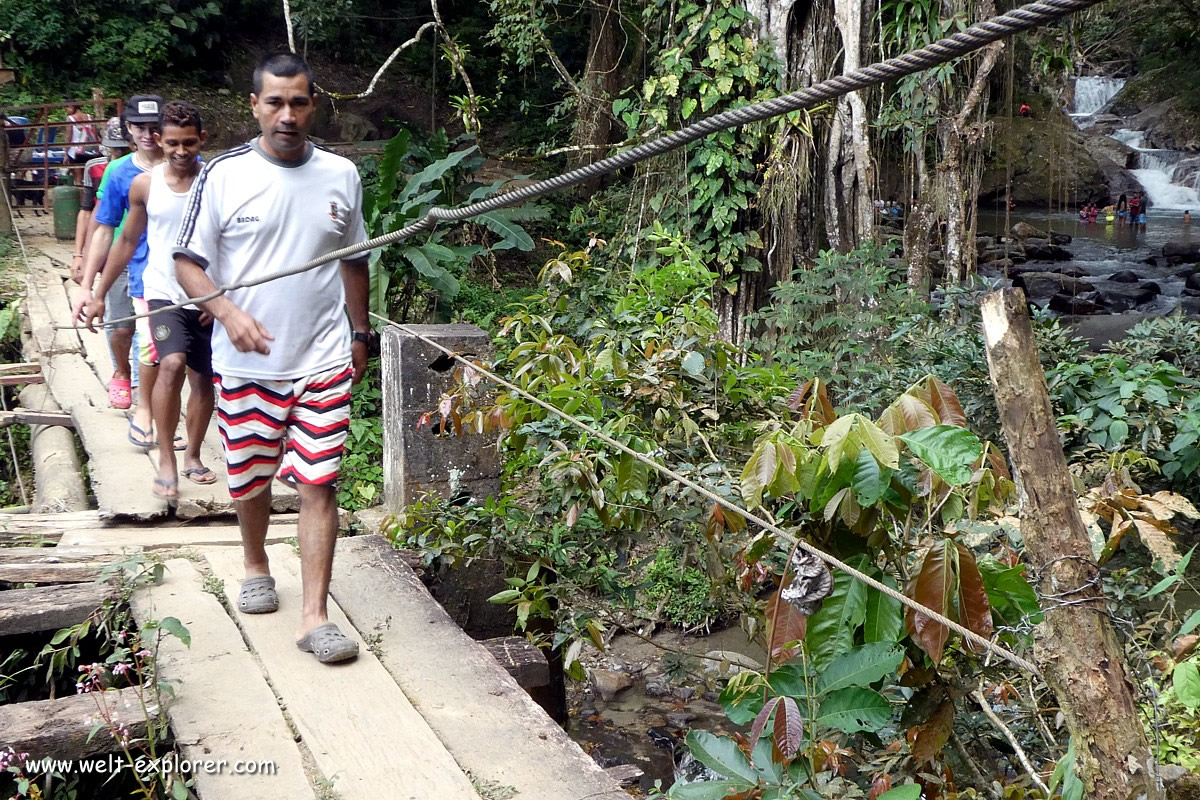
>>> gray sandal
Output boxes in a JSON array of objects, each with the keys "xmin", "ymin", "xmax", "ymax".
[
  {"xmin": 238, "ymin": 575, "xmax": 278, "ymax": 614},
  {"xmin": 296, "ymin": 623, "xmax": 360, "ymax": 664}
]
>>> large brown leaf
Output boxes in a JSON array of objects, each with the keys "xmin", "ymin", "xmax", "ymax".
[
  {"xmin": 749, "ymin": 696, "xmax": 782, "ymax": 753},
  {"xmin": 955, "ymin": 543, "xmax": 993, "ymax": 652},
  {"xmin": 768, "ymin": 590, "xmax": 809, "ymax": 663},
  {"xmin": 906, "ymin": 540, "xmax": 957, "ymax": 662},
  {"xmin": 773, "ymin": 696, "xmax": 804, "ymax": 759},
  {"xmin": 909, "ymin": 698, "xmax": 955, "ymax": 763},
  {"xmin": 787, "ymin": 378, "xmax": 837, "ymax": 425},
  {"xmin": 878, "ymin": 393, "xmax": 938, "ymax": 436},
  {"xmin": 908, "ymin": 376, "xmax": 968, "ymax": 428}
]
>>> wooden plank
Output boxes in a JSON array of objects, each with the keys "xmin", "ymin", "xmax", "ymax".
[
  {"xmin": 0, "ymin": 687, "xmax": 157, "ymax": 759},
  {"xmin": 0, "ymin": 582, "xmax": 118, "ymax": 636},
  {"xmin": 129, "ymin": 559, "xmax": 316, "ymax": 800},
  {"xmin": 0, "ymin": 374, "xmax": 44, "ymax": 385},
  {"xmin": 481, "ymin": 636, "xmax": 550, "ymax": 689},
  {"xmin": 0, "ymin": 561, "xmax": 110, "ymax": 583},
  {"xmin": 59, "ymin": 524, "xmax": 298, "ymax": 551},
  {"xmin": 329, "ymin": 535, "xmax": 627, "ymax": 800},
  {"xmin": 0, "ymin": 409, "xmax": 73, "ymax": 428},
  {"xmin": 0, "ymin": 362, "xmax": 40, "ymax": 376},
  {"xmin": 204, "ymin": 545, "xmax": 481, "ymax": 800},
  {"xmin": 0, "ymin": 546, "xmax": 120, "ymax": 563}
]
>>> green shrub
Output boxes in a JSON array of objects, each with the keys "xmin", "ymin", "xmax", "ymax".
[{"xmin": 644, "ymin": 548, "xmax": 720, "ymax": 629}]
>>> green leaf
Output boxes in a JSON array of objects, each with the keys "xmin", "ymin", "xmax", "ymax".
[
  {"xmin": 900, "ymin": 425, "xmax": 983, "ymax": 486},
  {"xmin": 877, "ymin": 787, "xmax": 922, "ymax": 800},
  {"xmin": 488, "ymin": 589, "xmax": 521, "ymax": 604},
  {"xmin": 741, "ymin": 442, "xmax": 778, "ymax": 509},
  {"xmin": 669, "ymin": 780, "xmax": 756, "ymax": 800},
  {"xmin": 1179, "ymin": 609, "xmax": 1200, "ymax": 638},
  {"xmin": 1108, "ymin": 418, "xmax": 1130, "ymax": 448},
  {"xmin": 864, "ymin": 575, "xmax": 904, "ymax": 643},
  {"xmin": 851, "ymin": 447, "xmax": 889, "ymax": 506},
  {"xmin": 159, "ymin": 616, "xmax": 190, "ymax": 647},
  {"xmin": 681, "ymin": 97, "xmax": 698, "ymax": 119},
  {"xmin": 171, "ymin": 777, "xmax": 189, "ymax": 800},
  {"xmin": 376, "ymin": 129, "xmax": 412, "ymax": 206},
  {"xmin": 767, "ymin": 662, "xmax": 813, "ymax": 699},
  {"xmin": 476, "ymin": 211, "xmax": 535, "ymax": 251},
  {"xmin": 805, "ymin": 557, "xmax": 868, "ymax": 670},
  {"xmin": 815, "ymin": 687, "xmax": 892, "ymax": 733},
  {"xmin": 818, "ymin": 414, "xmax": 856, "ymax": 472},
  {"xmin": 684, "ymin": 730, "xmax": 759, "ymax": 784},
  {"xmin": 857, "ymin": 417, "xmax": 900, "ymax": 469},
  {"xmin": 1176, "ymin": 659, "xmax": 1200, "ymax": 708},
  {"xmin": 817, "ymin": 643, "xmax": 903, "ymax": 694},
  {"xmin": 401, "ymin": 245, "xmax": 461, "ymax": 298},
  {"xmin": 170, "ymin": 14, "xmax": 187, "ymax": 28},
  {"xmin": 682, "ymin": 351, "xmax": 706, "ymax": 377},
  {"xmin": 400, "ymin": 146, "xmax": 477, "ymax": 201}
]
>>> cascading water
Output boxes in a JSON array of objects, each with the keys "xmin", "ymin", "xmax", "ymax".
[
  {"xmin": 1071, "ymin": 76, "xmax": 1200, "ymax": 210},
  {"xmin": 1071, "ymin": 76, "xmax": 1125, "ymax": 119}
]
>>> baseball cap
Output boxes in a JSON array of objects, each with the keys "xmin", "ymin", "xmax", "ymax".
[
  {"xmin": 125, "ymin": 95, "xmax": 164, "ymax": 124},
  {"xmin": 101, "ymin": 117, "xmax": 127, "ymax": 148}
]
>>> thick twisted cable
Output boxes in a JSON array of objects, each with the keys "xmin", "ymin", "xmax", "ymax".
[
  {"xmin": 83, "ymin": 0, "xmax": 1097, "ymax": 331},
  {"xmin": 369, "ymin": 312, "xmax": 1044, "ymax": 678}
]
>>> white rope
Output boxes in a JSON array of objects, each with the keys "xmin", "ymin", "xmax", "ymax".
[{"xmin": 369, "ymin": 312, "xmax": 1044, "ymax": 677}]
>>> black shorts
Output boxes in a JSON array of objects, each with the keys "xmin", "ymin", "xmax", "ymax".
[{"xmin": 147, "ymin": 300, "xmax": 213, "ymax": 377}]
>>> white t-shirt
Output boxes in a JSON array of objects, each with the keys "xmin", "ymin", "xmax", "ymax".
[
  {"xmin": 142, "ymin": 163, "xmax": 193, "ymax": 305},
  {"xmin": 173, "ymin": 140, "xmax": 369, "ymax": 380}
]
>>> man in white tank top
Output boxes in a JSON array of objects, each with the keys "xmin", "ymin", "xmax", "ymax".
[{"xmin": 82, "ymin": 101, "xmax": 214, "ymax": 501}]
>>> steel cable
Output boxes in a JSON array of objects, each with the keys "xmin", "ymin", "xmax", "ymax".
[{"xmin": 72, "ymin": 0, "xmax": 1101, "ymax": 331}]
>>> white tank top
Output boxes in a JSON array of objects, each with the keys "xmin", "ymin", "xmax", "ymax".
[{"xmin": 141, "ymin": 163, "xmax": 194, "ymax": 304}]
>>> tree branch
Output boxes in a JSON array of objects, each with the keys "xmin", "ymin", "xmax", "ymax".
[{"xmin": 972, "ymin": 688, "xmax": 1051, "ymax": 795}]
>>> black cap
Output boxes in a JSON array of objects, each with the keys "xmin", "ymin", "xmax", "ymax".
[{"xmin": 125, "ymin": 95, "xmax": 164, "ymax": 124}]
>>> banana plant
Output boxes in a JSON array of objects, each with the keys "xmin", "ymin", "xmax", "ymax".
[{"xmin": 362, "ymin": 129, "xmax": 549, "ymax": 317}]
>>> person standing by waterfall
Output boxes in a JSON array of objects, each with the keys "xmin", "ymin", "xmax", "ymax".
[
  {"xmin": 1129, "ymin": 192, "xmax": 1141, "ymax": 228},
  {"xmin": 1117, "ymin": 194, "xmax": 1128, "ymax": 224},
  {"xmin": 1136, "ymin": 192, "xmax": 1149, "ymax": 228}
]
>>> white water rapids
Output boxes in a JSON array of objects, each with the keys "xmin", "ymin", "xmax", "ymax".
[{"xmin": 1073, "ymin": 76, "xmax": 1200, "ymax": 211}]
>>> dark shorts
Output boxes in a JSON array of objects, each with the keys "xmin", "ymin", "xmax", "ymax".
[{"xmin": 147, "ymin": 299, "xmax": 213, "ymax": 377}]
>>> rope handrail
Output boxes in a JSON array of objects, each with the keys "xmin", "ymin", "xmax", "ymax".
[
  {"xmin": 368, "ymin": 312, "xmax": 1044, "ymax": 677},
  {"xmin": 67, "ymin": 0, "xmax": 1101, "ymax": 331}
]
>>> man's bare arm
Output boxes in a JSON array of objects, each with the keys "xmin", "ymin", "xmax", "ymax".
[
  {"xmin": 175, "ymin": 254, "xmax": 274, "ymax": 355},
  {"xmin": 341, "ymin": 259, "xmax": 370, "ymax": 383}
]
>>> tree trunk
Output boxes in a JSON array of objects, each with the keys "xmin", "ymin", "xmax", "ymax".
[
  {"xmin": 571, "ymin": 0, "xmax": 622, "ymax": 192},
  {"xmin": 980, "ymin": 289, "xmax": 1162, "ymax": 800},
  {"xmin": 833, "ymin": 0, "xmax": 875, "ymax": 245}
]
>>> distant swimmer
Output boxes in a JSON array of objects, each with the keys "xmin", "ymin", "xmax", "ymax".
[{"xmin": 1186, "ymin": 210, "xmax": 1192, "ymax": 225}]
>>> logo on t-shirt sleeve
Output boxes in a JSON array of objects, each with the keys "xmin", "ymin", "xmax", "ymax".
[{"xmin": 329, "ymin": 201, "xmax": 339, "ymax": 221}]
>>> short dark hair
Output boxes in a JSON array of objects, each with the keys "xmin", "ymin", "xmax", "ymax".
[
  {"xmin": 253, "ymin": 52, "xmax": 315, "ymax": 95},
  {"xmin": 162, "ymin": 100, "xmax": 203, "ymax": 133}
]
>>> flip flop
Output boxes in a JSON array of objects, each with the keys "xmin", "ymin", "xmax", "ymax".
[
  {"xmin": 151, "ymin": 478, "xmax": 177, "ymax": 500},
  {"xmin": 108, "ymin": 377, "xmax": 132, "ymax": 410},
  {"xmin": 237, "ymin": 576, "xmax": 278, "ymax": 614},
  {"xmin": 182, "ymin": 466, "xmax": 217, "ymax": 485},
  {"xmin": 173, "ymin": 435, "xmax": 187, "ymax": 452},
  {"xmin": 128, "ymin": 421, "xmax": 154, "ymax": 450},
  {"xmin": 296, "ymin": 623, "xmax": 359, "ymax": 664}
]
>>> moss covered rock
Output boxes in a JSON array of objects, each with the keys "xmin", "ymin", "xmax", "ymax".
[{"xmin": 982, "ymin": 116, "xmax": 1109, "ymax": 206}]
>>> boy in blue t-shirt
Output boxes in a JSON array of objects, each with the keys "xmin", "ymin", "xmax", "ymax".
[{"xmin": 73, "ymin": 95, "xmax": 166, "ymax": 448}]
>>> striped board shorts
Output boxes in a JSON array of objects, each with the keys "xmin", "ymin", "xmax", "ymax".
[{"xmin": 215, "ymin": 364, "xmax": 353, "ymax": 500}]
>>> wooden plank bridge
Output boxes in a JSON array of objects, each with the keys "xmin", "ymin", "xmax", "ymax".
[{"xmin": 1, "ymin": 217, "xmax": 629, "ymax": 800}]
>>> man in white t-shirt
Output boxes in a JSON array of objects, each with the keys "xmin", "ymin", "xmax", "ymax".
[{"xmin": 174, "ymin": 53, "xmax": 369, "ymax": 664}]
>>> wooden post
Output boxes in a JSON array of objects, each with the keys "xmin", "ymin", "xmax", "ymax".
[
  {"xmin": 0, "ymin": 126, "xmax": 10, "ymax": 235},
  {"xmin": 91, "ymin": 87, "xmax": 103, "ymax": 126},
  {"xmin": 980, "ymin": 288, "xmax": 1161, "ymax": 800}
]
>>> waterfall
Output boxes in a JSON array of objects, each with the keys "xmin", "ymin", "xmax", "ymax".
[
  {"xmin": 1071, "ymin": 76, "xmax": 1126, "ymax": 118},
  {"xmin": 1114, "ymin": 129, "xmax": 1200, "ymax": 210}
]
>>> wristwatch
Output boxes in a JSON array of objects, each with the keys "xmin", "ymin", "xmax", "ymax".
[{"xmin": 351, "ymin": 330, "xmax": 370, "ymax": 345}]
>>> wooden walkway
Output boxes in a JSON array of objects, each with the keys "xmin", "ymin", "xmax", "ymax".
[{"xmin": 1, "ymin": 218, "xmax": 628, "ymax": 800}]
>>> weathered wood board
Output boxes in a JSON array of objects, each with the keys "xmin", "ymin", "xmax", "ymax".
[
  {"xmin": 204, "ymin": 545, "xmax": 481, "ymax": 800},
  {"xmin": 0, "ymin": 687, "xmax": 157, "ymax": 759},
  {"xmin": 329, "ymin": 535, "xmax": 627, "ymax": 800},
  {"xmin": 129, "ymin": 559, "xmax": 317, "ymax": 800},
  {"xmin": 0, "ymin": 582, "xmax": 118, "ymax": 636}
]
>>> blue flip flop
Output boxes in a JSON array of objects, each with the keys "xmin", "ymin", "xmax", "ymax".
[{"xmin": 128, "ymin": 421, "xmax": 154, "ymax": 450}]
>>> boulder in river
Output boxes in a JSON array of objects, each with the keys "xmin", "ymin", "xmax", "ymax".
[
  {"xmin": 1022, "ymin": 241, "xmax": 1073, "ymax": 261},
  {"xmin": 1049, "ymin": 232, "xmax": 1073, "ymax": 245},
  {"xmin": 1014, "ymin": 271, "xmax": 1089, "ymax": 299},
  {"xmin": 1163, "ymin": 241, "xmax": 1200, "ymax": 265},
  {"xmin": 1108, "ymin": 270, "xmax": 1142, "ymax": 283},
  {"xmin": 1050, "ymin": 292, "xmax": 1103, "ymax": 315},
  {"xmin": 1180, "ymin": 297, "xmax": 1200, "ymax": 316},
  {"xmin": 1093, "ymin": 280, "xmax": 1162, "ymax": 312},
  {"xmin": 1011, "ymin": 221, "xmax": 1048, "ymax": 239},
  {"xmin": 1186, "ymin": 272, "xmax": 1200, "ymax": 293}
]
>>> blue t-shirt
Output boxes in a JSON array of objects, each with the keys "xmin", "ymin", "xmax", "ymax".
[{"xmin": 94, "ymin": 155, "xmax": 150, "ymax": 297}]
